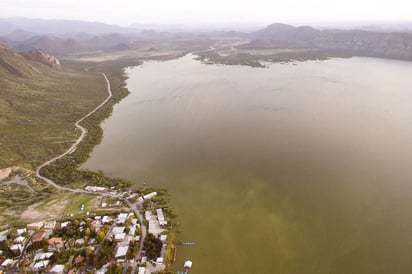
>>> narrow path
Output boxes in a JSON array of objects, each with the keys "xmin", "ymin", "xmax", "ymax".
[{"xmin": 35, "ymin": 73, "xmax": 112, "ymax": 193}]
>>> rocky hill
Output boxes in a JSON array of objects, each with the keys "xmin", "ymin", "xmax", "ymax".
[
  {"xmin": 0, "ymin": 43, "xmax": 60, "ymax": 79},
  {"xmin": 21, "ymin": 50, "xmax": 61, "ymax": 68}
]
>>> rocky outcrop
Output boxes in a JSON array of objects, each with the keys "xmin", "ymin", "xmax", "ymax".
[
  {"xmin": 0, "ymin": 42, "xmax": 34, "ymax": 77},
  {"xmin": 0, "ymin": 43, "xmax": 59, "ymax": 78},
  {"xmin": 21, "ymin": 50, "xmax": 61, "ymax": 68},
  {"xmin": 0, "ymin": 166, "xmax": 19, "ymax": 181}
]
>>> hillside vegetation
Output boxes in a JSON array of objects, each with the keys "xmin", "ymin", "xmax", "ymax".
[{"xmin": 0, "ymin": 43, "xmax": 108, "ymax": 170}]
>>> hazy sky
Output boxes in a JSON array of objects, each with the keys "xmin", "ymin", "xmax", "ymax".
[{"xmin": 1, "ymin": 0, "xmax": 411, "ymax": 25}]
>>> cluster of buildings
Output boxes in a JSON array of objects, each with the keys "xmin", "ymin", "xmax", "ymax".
[
  {"xmin": 0, "ymin": 220, "xmax": 56, "ymax": 272},
  {"xmin": 0, "ymin": 211, "xmax": 142, "ymax": 273},
  {"xmin": 0, "ymin": 188, "xmax": 176, "ymax": 273},
  {"xmin": 112, "ymin": 213, "xmax": 140, "ymax": 261},
  {"xmin": 146, "ymin": 208, "xmax": 168, "ymax": 236}
]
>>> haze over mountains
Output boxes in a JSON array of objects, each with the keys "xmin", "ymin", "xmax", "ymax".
[
  {"xmin": 0, "ymin": 17, "xmax": 135, "ymax": 36},
  {"xmin": 1, "ymin": 17, "xmax": 412, "ymax": 60}
]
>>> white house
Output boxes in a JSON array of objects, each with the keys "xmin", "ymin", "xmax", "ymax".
[
  {"xmin": 143, "ymin": 192, "xmax": 157, "ymax": 200},
  {"xmin": 50, "ymin": 264, "xmax": 65, "ymax": 273},
  {"xmin": 115, "ymin": 245, "xmax": 129, "ymax": 258},
  {"xmin": 156, "ymin": 208, "xmax": 167, "ymax": 226}
]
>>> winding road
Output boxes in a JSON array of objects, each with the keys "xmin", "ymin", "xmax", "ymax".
[{"xmin": 35, "ymin": 73, "xmax": 112, "ymax": 193}]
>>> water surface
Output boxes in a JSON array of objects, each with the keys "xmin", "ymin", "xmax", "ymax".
[{"xmin": 84, "ymin": 55, "xmax": 412, "ymax": 273}]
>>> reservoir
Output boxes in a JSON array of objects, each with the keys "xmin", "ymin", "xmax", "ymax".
[{"xmin": 83, "ymin": 55, "xmax": 412, "ymax": 273}]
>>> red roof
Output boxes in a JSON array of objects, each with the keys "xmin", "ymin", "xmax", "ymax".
[
  {"xmin": 74, "ymin": 255, "xmax": 84, "ymax": 265},
  {"xmin": 31, "ymin": 231, "xmax": 45, "ymax": 242},
  {"xmin": 48, "ymin": 237, "xmax": 63, "ymax": 245}
]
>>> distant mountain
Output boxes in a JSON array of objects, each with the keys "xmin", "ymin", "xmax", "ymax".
[
  {"xmin": 0, "ymin": 21, "xmax": 14, "ymax": 36},
  {"xmin": 252, "ymin": 23, "xmax": 322, "ymax": 42},
  {"xmin": 3, "ymin": 29, "xmax": 35, "ymax": 42},
  {"xmin": 249, "ymin": 23, "xmax": 412, "ymax": 60},
  {"xmin": 86, "ymin": 33, "xmax": 129, "ymax": 47},
  {"xmin": 112, "ymin": 42, "xmax": 138, "ymax": 51},
  {"xmin": 0, "ymin": 17, "xmax": 136, "ymax": 35},
  {"xmin": 130, "ymin": 22, "xmax": 264, "ymax": 32},
  {"xmin": 209, "ymin": 30, "xmax": 249, "ymax": 38},
  {"xmin": 350, "ymin": 23, "xmax": 412, "ymax": 33},
  {"xmin": 16, "ymin": 35, "xmax": 82, "ymax": 55},
  {"xmin": 9, "ymin": 32, "xmax": 147, "ymax": 55}
]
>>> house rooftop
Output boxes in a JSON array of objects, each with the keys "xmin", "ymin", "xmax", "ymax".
[
  {"xmin": 114, "ymin": 233, "xmax": 126, "ymax": 241},
  {"xmin": 33, "ymin": 260, "xmax": 49, "ymax": 269},
  {"xmin": 16, "ymin": 228, "xmax": 26, "ymax": 235},
  {"xmin": 115, "ymin": 245, "xmax": 129, "ymax": 258},
  {"xmin": 27, "ymin": 220, "xmax": 45, "ymax": 230},
  {"xmin": 50, "ymin": 264, "xmax": 65, "ymax": 273},
  {"xmin": 116, "ymin": 213, "xmax": 128, "ymax": 224},
  {"xmin": 48, "ymin": 237, "xmax": 63, "ymax": 245},
  {"xmin": 32, "ymin": 231, "xmax": 45, "ymax": 242},
  {"xmin": 34, "ymin": 252, "xmax": 53, "ymax": 261},
  {"xmin": 102, "ymin": 216, "xmax": 112, "ymax": 224},
  {"xmin": 74, "ymin": 255, "xmax": 84, "ymax": 265},
  {"xmin": 1, "ymin": 259, "xmax": 13, "ymax": 267},
  {"xmin": 112, "ymin": 226, "xmax": 125, "ymax": 234},
  {"xmin": 60, "ymin": 221, "xmax": 71, "ymax": 228}
]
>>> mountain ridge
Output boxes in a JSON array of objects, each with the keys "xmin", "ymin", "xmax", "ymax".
[{"xmin": 248, "ymin": 23, "xmax": 412, "ymax": 60}]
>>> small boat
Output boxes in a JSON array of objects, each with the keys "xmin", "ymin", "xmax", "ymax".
[{"xmin": 179, "ymin": 242, "xmax": 196, "ymax": 246}]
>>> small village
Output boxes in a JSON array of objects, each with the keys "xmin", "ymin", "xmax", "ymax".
[{"xmin": 0, "ymin": 186, "xmax": 190, "ymax": 274}]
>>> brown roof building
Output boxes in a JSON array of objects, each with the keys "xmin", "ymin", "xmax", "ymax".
[
  {"xmin": 47, "ymin": 237, "xmax": 63, "ymax": 245},
  {"xmin": 31, "ymin": 231, "xmax": 45, "ymax": 242},
  {"xmin": 26, "ymin": 221, "xmax": 45, "ymax": 230},
  {"xmin": 74, "ymin": 255, "xmax": 84, "ymax": 265}
]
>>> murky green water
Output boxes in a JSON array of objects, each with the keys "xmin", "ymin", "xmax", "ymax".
[{"xmin": 83, "ymin": 55, "xmax": 412, "ymax": 273}]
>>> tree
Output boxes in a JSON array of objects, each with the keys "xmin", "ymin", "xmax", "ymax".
[
  {"xmin": 96, "ymin": 230, "xmax": 105, "ymax": 243},
  {"xmin": 85, "ymin": 247, "xmax": 94, "ymax": 258},
  {"xmin": 84, "ymin": 227, "xmax": 91, "ymax": 238},
  {"xmin": 7, "ymin": 229, "xmax": 17, "ymax": 240},
  {"xmin": 144, "ymin": 233, "xmax": 162, "ymax": 260}
]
